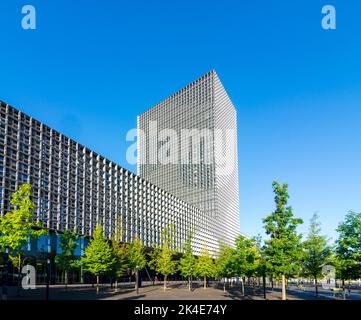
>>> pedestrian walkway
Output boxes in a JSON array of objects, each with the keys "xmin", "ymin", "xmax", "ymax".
[{"xmin": 3, "ymin": 282, "xmax": 361, "ymax": 300}]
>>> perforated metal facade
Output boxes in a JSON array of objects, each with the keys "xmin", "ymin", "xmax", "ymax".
[
  {"xmin": 0, "ymin": 101, "xmax": 213, "ymax": 255},
  {"xmin": 138, "ymin": 70, "xmax": 240, "ymax": 248}
]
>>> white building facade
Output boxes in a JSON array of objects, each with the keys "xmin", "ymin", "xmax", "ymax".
[{"xmin": 138, "ymin": 70, "xmax": 240, "ymax": 250}]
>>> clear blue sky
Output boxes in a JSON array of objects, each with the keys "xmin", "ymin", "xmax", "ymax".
[{"xmin": 1, "ymin": 0, "xmax": 360, "ymax": 243}]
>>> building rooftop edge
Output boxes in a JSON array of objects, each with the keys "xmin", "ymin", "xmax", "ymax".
[
  {"xmin": 138, "ymin": 69, "xmax": 218, "ymax": 117},
  {"xmin": 0, "ymin": 99, "xmax": 206, "ymax": 212}
]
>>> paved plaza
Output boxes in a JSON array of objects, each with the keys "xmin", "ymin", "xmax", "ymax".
[{"xmin": 3, "ymin": 281, "xmax": 361, "ymax": 300}]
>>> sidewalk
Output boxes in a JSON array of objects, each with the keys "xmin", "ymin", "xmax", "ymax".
[{"xmin": 3, "ymin": 282, "xmax": 359, "ymax": 300}]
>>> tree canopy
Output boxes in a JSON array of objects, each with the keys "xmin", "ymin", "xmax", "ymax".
[
  {"xmin": 335, "ymin": 211, "xmax": 361, "ymax": 281},
  {"xmin": 302, "ymin": 213, "xmax": 331, "ymax": 294},
  {"xmin": 81, "ymin": 225, "xmax": 117, "ymax": 278},
  {"xmin": 148, "ymin": 225, "xmax": 178, "ymax": 291},
  {"xmin": 263, "ymin": 181, "xmax": 303, "ymax": 299},
  {"xmin": 195, "ymin": 245, "xmax": 216, "ymax": 289},
  {"xmin": 0, "ymin": 183, "xmax": 47, "ymax": 254}
]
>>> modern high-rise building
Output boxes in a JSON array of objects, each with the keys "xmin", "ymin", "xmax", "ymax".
[
  {"xmin": 0, "ymin": 100, "xmax": 214, "ymax": 255},
  {"xmin": 138, "ymin": 70, "xmax": 240, "ymax": 248}
]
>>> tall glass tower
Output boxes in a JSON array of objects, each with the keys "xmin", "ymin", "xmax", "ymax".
[{"xmin": 138, "ymin": 70, "xmax": 240, "ymax": 249}]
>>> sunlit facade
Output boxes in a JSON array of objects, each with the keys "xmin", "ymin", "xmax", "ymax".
[
  {"xmin": 138, "ymin": 70, "xmax": 240, "ymax": 249},
  {"xmin": 0, "ymin": 101, "xmax": 212, "ymax": 254}
]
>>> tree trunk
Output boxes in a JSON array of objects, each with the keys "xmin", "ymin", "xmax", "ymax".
[
  {"xmin": 281, "ymin": 274, "xmax": 286, "ymax": 300},
  {"xmin": 204, "ymin": 276, "xmax": 207, "ymax": 289},
  {"xmin": 223, "ymin": 279, "xmax": 226, "ymax": 292},
  {"xmin": 80, "ymin": 266, "xmax": 84, "ymax": 284},
  {"xmin": 115, "ymin": 280, "xmax": 118, "ymax": 292},
  {"xmin": 65, "ymin": 271, "xmax": 68, "ymax": 291},
  {"xmin": 96, "ymin": 276, "xmax": 100, "ymax": 294},
  {"xmin": 17, "ymin": 254, "xmax": 21, "ymax": 296},
  {"xmin": 188, "ymin": 276, "xmax": 191, "ymax": 291},
  {"xmin": 135, "ymin": 269, "xmax": 139, "ymax": 294},
  {"xmin": 164, "ymin": 274, "xmax": 167, "ymax": 292},
  {"xmin": 241, "ymin": 277, "xmax": 245, "ymax": 296},
  {"xmin": 315, "ymin": 277, "xmax": 318, "ymax": 295}
]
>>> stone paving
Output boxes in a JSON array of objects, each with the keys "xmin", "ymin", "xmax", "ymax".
[{"xmin": 2, "ymin": 281, "xmax": 361, "ymax": 300}]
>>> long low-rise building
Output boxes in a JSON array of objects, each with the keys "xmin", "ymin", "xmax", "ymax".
[{"xmin": 0, "ymin": 100, "xmax": 216, "ymax": 255}]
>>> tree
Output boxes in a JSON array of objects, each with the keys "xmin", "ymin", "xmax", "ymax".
[
  {"xmin": 55, "ymin": 230, "xmax": 79, "ymax": 290},
  {"xmin": 148, "ymin": 225, "xmax": 177, "ymax": 291},
  {"xmin": 231, "ymin": 235, "xmax": 260, "ymax": 295},
  {"xmin": 0, "ymin": 183, "xmax": 47, "ymax": 293},
  {"xmin": 81, "ymin": 225, "xmax": 117, "ymax": 293},
  {"xmin": 179, "ymin": 231, "xmax": 196, "ymax": 291},
  {"xmin": 302, "ymin": 213, "xmax": 331, "ymax": 295},
  {"xmin": 195, "ymin": 245, "xmax": 216, "ymax": 289},
  {"xmin": 263, "ymin": 181, "xmax": 303, "ymax": 300},
  {"xmin": 111, "ymin": 217, "xmax": 129, "ymax": 292},
  {"xmin": 111, "ymin": 242, "xmax": 129, "ymax": 291},
  {"xmin": 215, "ymin": 240, "xmax": 234, "ymax": 292},
  {"xmin": 335, "ymin": 211, "xmax": 361, "ymax": 284},
  {"xmin": 128, "ymin": 236, "xmax": 146, "ymax": 294}
]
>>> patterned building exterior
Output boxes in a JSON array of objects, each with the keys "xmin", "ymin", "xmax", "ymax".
[
  {"xmin": 0, "ymin": 100, "xmax": 214, "ymax": 255},
  {"xmin": 138, "ymin": 70, "xmax": 240, "ymax": 248}
]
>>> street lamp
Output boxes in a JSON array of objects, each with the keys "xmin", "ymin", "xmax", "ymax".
[
  {"xmin": 45, "ymin": 235, "xmax": 51, "ymax": 300},
  {"xmin": 2, "ymin": 246, "xmax": 9, "ymax": 300},
  {"xmin": 45, "ymin": 258, "xmax": 50, "ymax": 300}
]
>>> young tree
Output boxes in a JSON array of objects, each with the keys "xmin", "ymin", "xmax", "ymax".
[
  {"xmin": 302, "ymin": 213, "xmax": 331, "ymax": 295},
  {"xmin": 335, "ymin": 211, "xmax": 361, "ymax": 284},
  {"xmin": 263, "ymin": 181, "xmax": 303, "ymax": 300},
  {"xmin": 179, "ymin": 231, "xmax": 196, "ymax": 291},
  {"xmin": 148, "ymin": 225, "xmax": 177, "ymax": 291},
  {"xmin": 0, "ymin": 183, "xmax": 47, "ymax": 293},
  {"xmin": 111, "ymin": 242, "xmax": 129, "ymax": 291},
  {"xmin": 55, "ymin": 230, "xmax": 79, "ymax": 290},
  {"xmin": 128, "ymin": 236, "xmax": 146, "ymax": 294},
  {"xmin": 231, "ymin": 235, "xmax": 260, "ymax": 295},
  {"xmin": 215, "ymin": 240, "xmax": 234, "ymax": 292},
  {"xmin": 195, "ymin": 245, "xmax": 216, "ymax": 289},
  {"xmin": 81, "ymin": 225, "xmax": 117, "ymax": 294},
  {"xmin": 111, "ymin": 217, "xmax": 129, "ymax": 292}
]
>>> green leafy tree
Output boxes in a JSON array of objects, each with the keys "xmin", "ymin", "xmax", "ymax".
[
  {"xmin": 335, "ymin": 211, "xmax": 361, "ymax": 284},
  {"xmin": 0, "ymin": 183, "xmax": 47, "ymax": 292},
  {"xmin": 179, "ymin": 231, "xmax": 196, "ymax": 291},
  {"xmin": 148, "ymin": 225, "xmax": 177, "ymax": 291},
  {"xmin": 111, "ymin": 242, "xmax": 129, "ymax": 291},
  {"xmin": 128, "ymin": 236, "xmax": 146, "ymax": 293},
  {"xmin": 111, "ymin": 219, "xmax": 129, "ymax": 292},
  {"xmin": 231, "ymin": 235, "xmax": 260, "ymax": 295},
  {"xmin": 215, "ymin": 240, "xmax": 234, "ymax": 292},
  {"xmin": 195, "ymin": 245, "xmax": 216, "ymax": 289},
  {"xmin": 55, "ymin": 230, "xmax": 79, "ymax": 290},
  {"xmin": 302, "ymin": 213, "xmax": 331, "ymax": 295},
  {"xmin": 81, "ymin": 225, "xmax": 117, "ymax": 293},
  {"xmin": 263, "ymin": 181, "xmax": 303, "ymax": 300}
]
